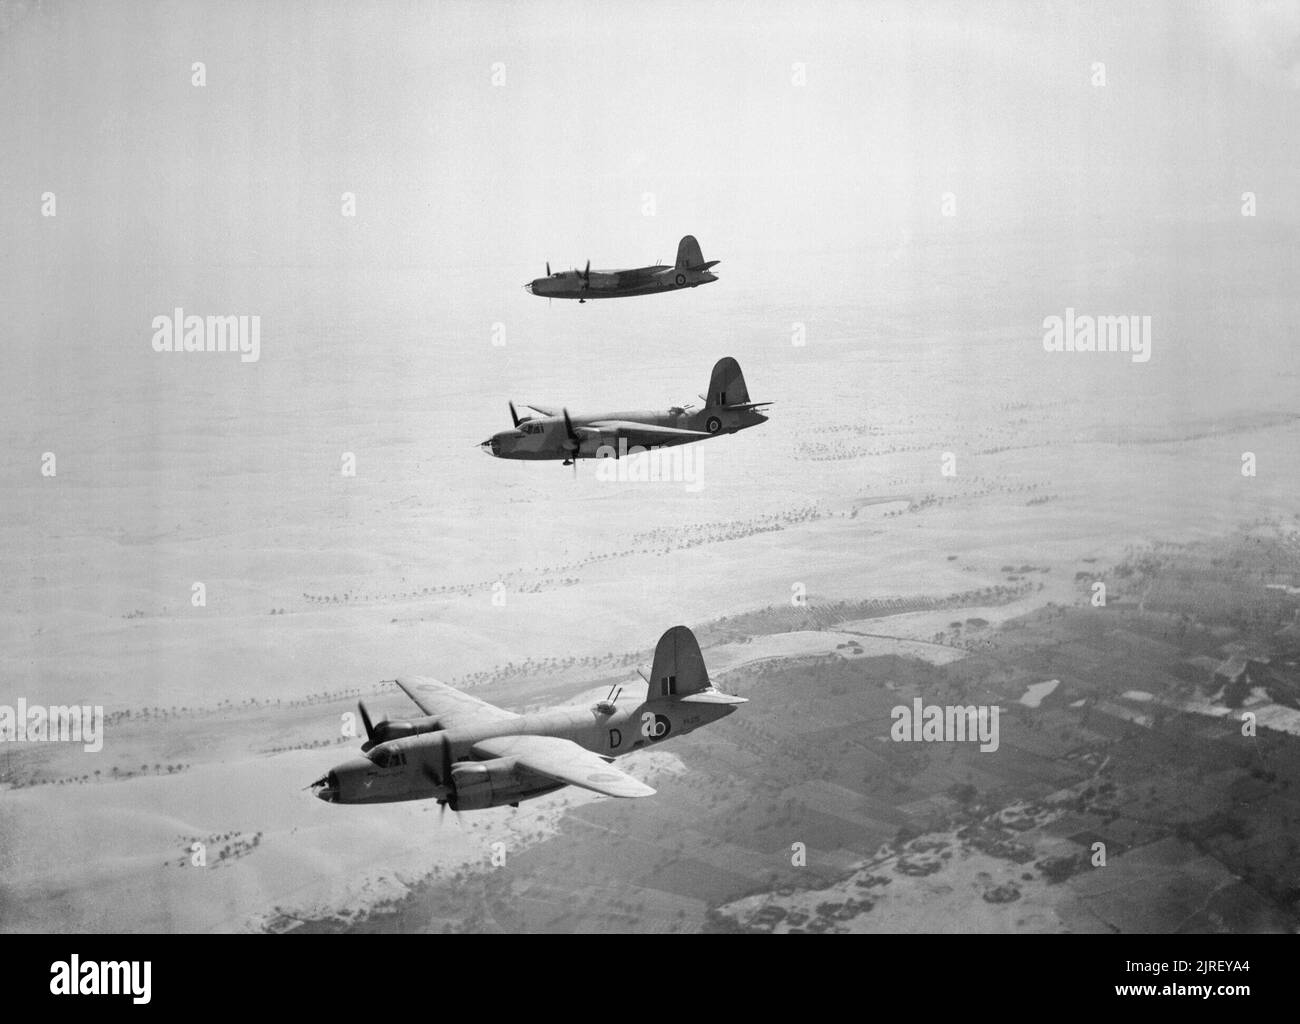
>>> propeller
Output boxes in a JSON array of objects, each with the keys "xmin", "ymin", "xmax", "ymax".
[
  {"xmin": 546, "ymin": 261, "xmax": 550, "ymax": 276},
  {"xmin": 433, "ymin": 734, "xmax": 461, "ymax": 826},
  {"xmin": 508, "ymin": 401, "xmax": 520, "ymax": 427},
  {"xmin": 561, "ymin": 407, "xmax": 581, "ymax": 476},
  {"xmin": 357, "ymin": 700, "xmax": 384, "ymax": 751}
]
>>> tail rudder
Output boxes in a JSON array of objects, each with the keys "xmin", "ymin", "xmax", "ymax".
[
  {"xmin": 647, "ymin": 625, "xmax": 711, "ymax": 699},
  {"xmin": 705, "ymin": 356, "xmax": 750, "ymax": 408},
  {"xmin": 675, "ymin": 235, "xmax": 705, "ymax": 270}
]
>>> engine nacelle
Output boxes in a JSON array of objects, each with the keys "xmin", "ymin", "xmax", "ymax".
[
  {"xmin": 372, "ymin": 716, "xmax": 442, "ymax": 745},
  {"xmin": 450, "ymin": 757, "xmax": 526, "ymax": 810},
  {"xmin": 449, "ymin": 757, "xmax": 567, "ymax": 810}
]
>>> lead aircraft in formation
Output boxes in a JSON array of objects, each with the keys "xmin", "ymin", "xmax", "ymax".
[{"xmin": 311, "ymin": 626, "xmax": 744, "ymax": 812}]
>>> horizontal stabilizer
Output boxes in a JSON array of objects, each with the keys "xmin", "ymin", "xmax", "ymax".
[{"xmin": 677, "ymin": 690, "xmax": 748, "ymax": 706}]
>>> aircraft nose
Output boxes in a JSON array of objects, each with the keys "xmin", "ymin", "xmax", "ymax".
[
  {"xmin": 524, "ymin": 282, "xmax": 534, "ymax": 294},
  {"xmin": 311, "ymin": 771, "xmax": 339, "ymax": 802},
  {"xmin": 479, "ymin": 437, "xmax": 502, "ymax": 457},
  {"xmin": 313, "ymin": 757, "xmax": 372, "ymax": 803}
]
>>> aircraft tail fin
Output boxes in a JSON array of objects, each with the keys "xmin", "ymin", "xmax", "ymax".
[
  {"xmin": 647, "ymin": 625, "xmax": 711, "ymax": 699},
  {"xmin": 675, "ymin": 235, "xmax": 705, "ymax": 270},
  {"xmin": 705, "ymin": 356, "xmax": 751, "ymax": 408}
]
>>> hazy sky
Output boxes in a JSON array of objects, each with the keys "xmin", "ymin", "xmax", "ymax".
[
  {"xmin": 2, "ymin": 0, "xmax": 1297, "ymax": 284},
  {"xmin": 1, "ymin": 0, "xmax": 1297, "ymax": 453}
]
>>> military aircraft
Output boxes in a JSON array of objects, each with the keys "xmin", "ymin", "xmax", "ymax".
[
  {"xmin": 311, "ymin": 625, "xmax": 744, "ymax": 811},
  {"xmin": 525, "ymin": 235, "xmax": 719, "ymax": 302},
  {"xmin": 479, "ymin": 356, "xmax": 770, "ymax": 466}
]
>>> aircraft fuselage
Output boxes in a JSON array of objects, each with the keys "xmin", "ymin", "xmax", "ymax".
[
  {"xmin": 525, "ymin": 265, "xmax": 718, "ymax": 300},
  {"xmin": 316, "ymin": 693, "xmax": 740, "ymax": 806},
  {"xmin": 481, "ymin": 405, "xmax": 767, "ymax": 461}
]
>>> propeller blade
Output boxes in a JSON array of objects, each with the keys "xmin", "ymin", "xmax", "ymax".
[
  {"xmin": 428, "ymin": 737, "xmax": 464, "ymax": 825},
  {"xmin": 562, "ymin": 408, "xmax": 580, "ymax": 451},
  {"xmin": 583, "ymin": 259, "xmax": 590, "ymax": 281},
  {"xmin": 440, "ymin": 734, "xmax": 454, "ymax": 809},
  {"xmin": 508, "ymin": 401, "xmax": 520, "ymax": 427},
  {"xmin": 545, "ymin": 261, "xmax": 550, "ymax": 276},
  {"xmin": 555, "ymin": 408, "xmax": 578, "ymax": 472},
  {"xmin": 357, "ymin": 701, "xmax": 376, "ymax": 742}
]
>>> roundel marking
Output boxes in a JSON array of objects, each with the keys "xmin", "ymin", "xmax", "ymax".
[
  {"xmin": 706, "ymin": 416, "xmax": 722, "ymax": 434},
  {"xmin": 640, "ymin": 712, "xmax": 672, "ymax": 741}
]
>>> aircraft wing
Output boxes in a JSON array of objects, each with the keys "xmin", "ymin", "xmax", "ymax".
[
  {"xmin": 525, "ymin": 404, "xmax": 557, "ymax": 417},
  {"xmin": 393, "ymin": 676, "xmax": 520, "ymax": 730},
  {"xmin": 471, "ymin": 734, "xmax": 656, "ymax": 798},
  {"xmin": 583, "ymin": 420, "xmax": 712, "ymax": 444}
]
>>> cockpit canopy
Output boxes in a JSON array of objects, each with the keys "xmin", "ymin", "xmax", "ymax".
[{"xmin": 366, "ymin": 745, "xmax": 407, "ymax": 769}]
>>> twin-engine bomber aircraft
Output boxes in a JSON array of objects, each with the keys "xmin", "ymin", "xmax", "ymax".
[
  {"xmin": 525, "ymin": 235, "xmax": 719, "ymax": 302},
  {"xmin": 311, "ymin": 626, "xmax": 744, "ymax": 811},
  {"xmin": 480, "ymin": 356, "xmax": 771, "ymax": 466}
]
